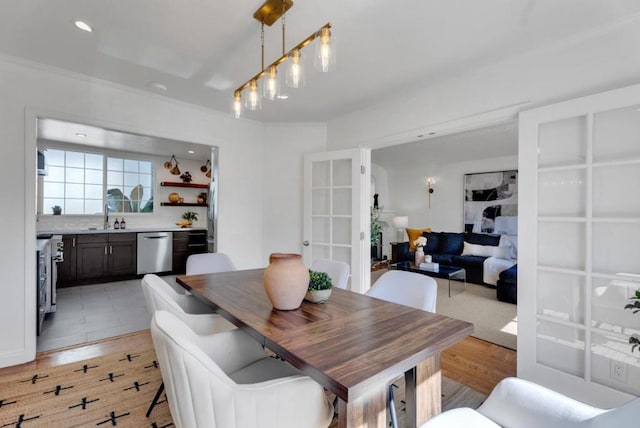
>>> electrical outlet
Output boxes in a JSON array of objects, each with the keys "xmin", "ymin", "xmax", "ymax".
[{"xmin": 610, "ymin": 360, "xmax": 628, "ymax": 383}]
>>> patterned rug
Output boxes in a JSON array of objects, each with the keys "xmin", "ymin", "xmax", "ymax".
[
  {"xmin": 0, "ymin": 348, "xmax": 485, "ymax": 427},
  {"xmin": 0, "ymin": 349, "xmax": 171, "ymax": 427}
]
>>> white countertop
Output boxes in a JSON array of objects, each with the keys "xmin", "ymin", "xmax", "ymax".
[{"xmin": 37, "ymin": 227, "xmax": 207, "ymax": 235}]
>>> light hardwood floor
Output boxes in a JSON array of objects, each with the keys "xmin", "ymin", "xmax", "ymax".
[{"xmin": 0, "ymin": 331, "xmax": 516, "ymax": 397}]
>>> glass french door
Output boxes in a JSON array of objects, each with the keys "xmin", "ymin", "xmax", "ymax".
[
  {"xmin": 519, "ymin": 84, "xmax": 640, "ymax": 407},
  {"xmin": 303, "ymin": 148, "xmax": 371, "ymax": 293}
]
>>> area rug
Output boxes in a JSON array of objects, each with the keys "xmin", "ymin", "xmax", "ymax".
[
  {"xmin": 0, "ymin": 348, "xmax": 172, "ymax": 427},
  {"xmin": 0, "ymin": 347, "xmax": 485, "ymax": 427},
  {"xmin": 436, "ymin": 278, "xmax": 518, "ymax": 350}
]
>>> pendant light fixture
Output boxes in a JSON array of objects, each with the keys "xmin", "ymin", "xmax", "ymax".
[
  {"xmin": 285, "ymin": 48, "xmax": 305, "ymax": 88},
  {"xmin": 232, "ymin": 0, "xmax": 334, "ymax": 118},
  {"xmin": 264, "ymin": 65, "xmax": 280, "ymax": 100}
]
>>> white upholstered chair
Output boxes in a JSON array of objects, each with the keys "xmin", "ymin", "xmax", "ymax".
[
  {"xmin": 150, "ymin": 310, "xmax": 334, "ymax": 428},
  {"xmin": 365, "ymin": 270, "xmax": 438, "ymax": 427},
  {"xmin": 420, "ymin": 376, "xmax": 640, "ymax": 428},
  {"xmin": 141, "ymin": 273, "xmax": 236, "ymax": 416},
  {"xmin": 312, "ymin": 258, "xmax": 350, "ymax": 289},
  {"xmin": 141, "ymin": 273, "xmax": 235, "ymax": 334},
  {"xmin": 366, "ymin": 270, "xmax": 437, "ymax": 313},
  {"xmin": 186, "ymin": 252, "xmax": 236, "ymax": 275}
]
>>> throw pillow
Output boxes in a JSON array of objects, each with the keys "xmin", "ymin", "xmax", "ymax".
[
  {"xmin": 462, "ymin": 241, "xmax": 511, "ymax": 259},
  {"xmin": 499, "ymin": 234, "xmax": 518, "ymax": 260},
  {"xmin": 423, "ymin": 232, "xmax": 440, "ymax": 254},
  {"xmin": 406, "ymin": 228, "xmax": 432, "ymax": 251},
  {"xmin": 438, "ymin": 232, "xmax": 465, "ymax": 255}
]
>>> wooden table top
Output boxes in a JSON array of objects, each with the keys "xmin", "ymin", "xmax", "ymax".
[{"xmin": 177, "ymin": 269, "xmax": 473, "ymax": 402}]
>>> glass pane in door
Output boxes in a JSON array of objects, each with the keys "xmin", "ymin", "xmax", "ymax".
[
  {"xmin": 538, "ymin": 116, "xmax": 587, "ymax": 167},
  {"xmin": 592, "ymin": 164, "xmax": 640, "ymax": 217},
  {"xmin": 537, "ymin": 319, "xmax": 585, "ymax": 377},
  {"xmin": 332, "ymin": 159, "xmax": 352, "ymax": 186},
  {"xmin": 593, "ymin": 106, "xmax": 640, "ymax": 162},
  {"xmin": 312, "ymin": 161, "xmax": 330, "ymax": 187}
]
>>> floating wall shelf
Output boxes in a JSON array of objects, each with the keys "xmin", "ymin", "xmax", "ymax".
[{"xmin": 160, "ymin": 181, "xmax": 208, "ymax": 189}]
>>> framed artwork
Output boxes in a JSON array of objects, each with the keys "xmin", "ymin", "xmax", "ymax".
[{"xmin": 464, "ymin": 170, "xmax": 518, "ymax": 234}]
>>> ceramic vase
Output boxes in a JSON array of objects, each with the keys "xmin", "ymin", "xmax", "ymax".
[
  {"xmin": 415, "ymin": 247, "xmax": 425, "ymax": 265},
  {"xmin": 263, "ymin": 253, "xmax": 309, "ymax": 310}
]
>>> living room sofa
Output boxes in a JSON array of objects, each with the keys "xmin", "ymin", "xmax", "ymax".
[{"xmin": 391, "ymin": 231, "xmax": 517, "ymax": 292}]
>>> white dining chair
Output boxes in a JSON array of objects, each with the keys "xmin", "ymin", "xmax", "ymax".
[
  {"xmin": 312, "ymin": 258, "xmax": 350, "ymax": 289},
  {"xmin": 366, "ymin": 270, "xmax": 437, "ymax": 313},
  {"xmin": 150, "ymin": 310, "xmax": 334, "ymax": 428},
  {"xmin": 141, "ymin": 273, "xmax": 236, "ymax": 417},
  {"xmin": 365, "ymin": 270, "xmax": 438, "ymax": 427},
  {"xmin": 420, "ymin": 376, "xmax": 640, "ymax": 428},
  {"xmin": 186, "ymin": 252, "xmax": 236, "ymax": 275}
]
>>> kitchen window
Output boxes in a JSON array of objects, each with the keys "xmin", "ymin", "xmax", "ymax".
[{"xmin": 42, "ymin": 148, "xmax": 154, "ymax": 214}]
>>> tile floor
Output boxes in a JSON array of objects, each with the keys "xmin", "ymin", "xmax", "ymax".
[{"xmin": 37, "ymin": 275, "xmax": 176, "ymax": 353}]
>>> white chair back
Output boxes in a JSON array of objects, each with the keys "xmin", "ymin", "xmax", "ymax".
[
  {"xmin": 151, "ymin": 310, "xmax": 333, "ymax": 428},
  {"xmin": 141, "ymin": 274, "xmax": 234, "ymax": 334},
  {"xmin": 186, "ymin": 252, "xmax": 236, "ymax": 275},
  {"xmin": 366, "ymin": 270, "xmax": 437, "ymax": 312},
  {"xmin": 312, "ymin": 258, "xmax": 350, "ymax": 289}
]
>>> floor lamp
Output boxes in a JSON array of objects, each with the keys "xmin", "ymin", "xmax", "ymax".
[{"xmin": 392, "ymin": 216, "xmax": 408, "ymax": 242}]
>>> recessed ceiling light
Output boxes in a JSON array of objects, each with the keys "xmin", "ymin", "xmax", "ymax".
[
  {"xmin": 416, "ymin": 134, "xmax": 424, "ymax": 138},
  {"xmin": 75, "ymin": 132, "xmax": 87, "ymax": 138},
  {"xmin": 74, "ymin": 20, "xmax": 93, "ymax": 33},
  {"xmin": 147, "ymin": 82, "xmax": 168, "ymax": 92},
  {"xmin": 277, "ymin": 94, "xmax": 289, "ymax": 100},
  {"xmin": 429, "ymin": 132, "xmax": 436, "ymax": 135},
  {"xmin": 187, "ymin": 150, "xmax": 195, "ymax": 154}
]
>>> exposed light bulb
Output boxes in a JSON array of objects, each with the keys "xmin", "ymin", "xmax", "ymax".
[
  {"xmin": 244, "ymin": 80, "xmax": 262, "ymax": 111},
  {"xmin": 263, "ymin": 66, "xmax": 279, "ymax": 101},
  {"xmin": 74, "ymin": 20, "xmax": 93, "ymax": 32},
  {"xmin": 233, "ymin": 91, "xmax": 242, "ymax": 119},
  {"xmin": 314, "ymin": 27, "xmax": 335, "ymax": 72},
  {"xmin": 286, "ymin": 49, "xmax": 305, "ymax": 88}
]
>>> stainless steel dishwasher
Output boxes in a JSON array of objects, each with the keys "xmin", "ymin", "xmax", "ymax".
[{"xmin": 137, "ymin": 232, "xmax": 173, "ymax": 274}]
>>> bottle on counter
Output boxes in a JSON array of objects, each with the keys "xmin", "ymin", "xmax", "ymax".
[
  {"xmin": 120, "ymin": 218, "xmax": 126, "ymax": 229},
  {"xmin": 114, "ymin": 218, "xmax": 120, "ymax": 229}
]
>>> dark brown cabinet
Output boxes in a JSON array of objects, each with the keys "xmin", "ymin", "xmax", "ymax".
[
  {"xmin": 172, "ymin": 230, "xmax": 207, "ymax": 273},
  {"xmin": 73, "ymin": 233, "xmax": 137, "ymax": 282},
  {"xmin": 76, "ymin": 234, "xmax": 109, "ymax": 280},
  {"xmin": 107, "ymin": 233, "xmax": 137, "ymax": 277},
  {"xmin": 57, "ymin": 234, "xmax": 77, "ymax": 286}
]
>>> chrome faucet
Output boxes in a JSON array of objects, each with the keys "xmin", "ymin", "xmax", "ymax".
[{"xmin": 104, "ymin": 204, "xmax": 110, "ymax": 229}]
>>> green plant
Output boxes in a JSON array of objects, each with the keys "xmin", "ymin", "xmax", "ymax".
[
  {"xmin": 308, "ymin": 270, "xmax": 333, "ymax": 291},
  {"xmin": 182, "ymin": 211, "xmax": 198, "ymax": 222},
  {"xmin": 624, "ymin": 289, "xmax": 640, "ymax": 353},
  {"xmin": 371, "ymin": 206, "xmax": 384, "ymax": 246}
]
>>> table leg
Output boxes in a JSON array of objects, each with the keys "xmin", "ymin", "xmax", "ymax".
[
  {"xmin": 337, "ymin": 386, "xmax": 387, "ymax": 428},
  {"xmin": 404, "ymin": 354, "xmax": 442, "ymax": 428}
]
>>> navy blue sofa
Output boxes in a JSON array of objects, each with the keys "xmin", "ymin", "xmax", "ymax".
[
  {"xmin": 497, "ymin": 264, "xmax": 518, "ymax": 304},
  {"xmin": 391, "ymin": 231, "xmax": 502, "ymax": 286}
]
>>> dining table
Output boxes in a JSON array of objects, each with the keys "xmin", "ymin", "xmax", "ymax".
[{"xmin": 176, "ymin": 268, "xmax": 473, "ymax": 428}]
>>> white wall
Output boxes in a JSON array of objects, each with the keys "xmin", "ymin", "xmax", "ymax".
[
  {"xmin": 0, "ymin": 55, "xmax": 320, "ymax": 367},
  {"xmin": 261, "ymin": 123, "xmax": 327, "ymax": 265},
  {"xmin": 326, "ymin": 22, "xmax": 640, "ymax": 151}
]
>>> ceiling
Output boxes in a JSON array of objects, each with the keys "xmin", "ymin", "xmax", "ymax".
[
  {"xmin": 37, "ymin": 118, "xmax": 213, "ymax": 159},
  {"xmin": 2, "ymin": 1, "xmax": 640, "ymax": 122},
  {"xmin": 372, "ymin": 121, "xmax": 518, "ymax": 169}
]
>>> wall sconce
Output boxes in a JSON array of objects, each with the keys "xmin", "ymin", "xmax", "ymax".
[
  {"xmin": 391, "ymin": 216, "xmax": 409, "ymax": 242},
  {"xmin": 163, "ymin": 155, "xmax": 181, "ymax": 176},
  {"xmin": 427, "ymin": 178, "xmax": 434, "ymax": 207}
]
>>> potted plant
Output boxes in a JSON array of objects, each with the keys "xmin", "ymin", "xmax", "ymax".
[
  {"xmin": 177, "ymin": 211, "xmax": 198, "ymax": 228},
  {"xmin": 305, "ymin": 269, "xmax": 333, "ymax": 303},
  {"xmin": 624, "ymin": 289, "xmax": 640, "ymax": 353},
  {"xmin": 51, "ymin": 205, "xmax": 62, "ymax": 215}
]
